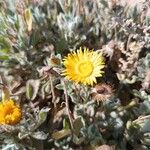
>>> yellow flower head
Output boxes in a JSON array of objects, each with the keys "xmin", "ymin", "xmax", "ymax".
[
  {"xmin": 62, "ymin": 47, "xmax": 105, "ymax": 86},
  {"xmin": 0, "ymin": 99, "xmax": 22, "ymax": 125}
]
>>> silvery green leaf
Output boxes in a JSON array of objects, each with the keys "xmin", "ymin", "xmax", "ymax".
[
  {"xmin": 140, "ymin": 101, "xmax": 150, "ymax": 114},
  {"xmin": 52, "ymin": 129, "xmax": 71, "ymax": 140},
  {"xmin": 26, "ymin": 79, "xmax": 40, "ymax": 100},
  {"xmin": 142, "ymin": 133, "xmax": 150, "ymax": 146},
  {"xmin": 0, "ymin": 55, "xmax": 9, "ymax": 60},
  {"xmin": 18, "ymin": 132, "xmax": 29, "ymax": 140},
  {"xmin": 63, "ymin": 118, "xmax": 70, "ymax": 129},
  {"xmin": 72, "ymin": 135, "xmax": 85, "ymax": 145},
  {"xmin": 73, "ymin": 117, "xmax": 84, "ymax": 137},
  {"xmin": 31, "ymin": 131, "xmax": 48, "ymax": 140},
  {"xmin": 141, "ymin": 119, "xmax": 150, "ymax": 133},
  {"xmin": 55, "ymin": 83, "xmax": 64, "ymax": 90},
  {"xmin": 38, "ymin": 108, "xmax": 50, "ymax": 124},
  {"xmin": 2, "ymin": 144, "xmax": 18, "ymax": 150}
]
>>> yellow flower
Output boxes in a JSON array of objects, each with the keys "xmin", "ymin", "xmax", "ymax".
[
  {"xmin": 0, "ymin": 99, "xmax": 22, "ymax": 125},
  {"xmin": 62, "ymin": 47, "xmax": 105, "ymax": 86}
]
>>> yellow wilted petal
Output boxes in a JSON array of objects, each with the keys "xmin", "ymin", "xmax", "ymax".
[{"xmin": 24, "ymin": 9, "xmax": 32, "ymax": 32}]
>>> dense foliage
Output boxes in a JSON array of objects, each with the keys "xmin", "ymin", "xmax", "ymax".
[{"xmin": 0, "ymin": 0, "xmax": 150, "ymax": 149}]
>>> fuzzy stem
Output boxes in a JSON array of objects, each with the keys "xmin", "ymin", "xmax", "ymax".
[
  {"xmin": 63, "ymin": 79, "xmax": 74, "ymax": 132},
  {"xmin": 49, "ymin": 75, "xmax": 57, "ymax": 110},
  {"xmin": 133, "ymin": 115, "xmax": 150, "ymax": 124},
  {"xmin": 117, "ymin": 99, "xmax": 138, "ymax": 112},
  {"xmin": 126, "ymin": 34, "xmax": 133, "ymax": 52}
]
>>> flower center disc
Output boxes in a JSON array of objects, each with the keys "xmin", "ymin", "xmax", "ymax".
[
  {"xmin": 4, "ymin": 107, "xmax": 14, "ymax": 117},
  {"xmin": 78, "ymin": 61, "xmax": 93, "ymax": 77}
]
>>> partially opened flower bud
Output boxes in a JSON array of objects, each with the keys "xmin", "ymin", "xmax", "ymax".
[{"xmin": 91, "ymin": 83, "xmax": 113, "ymax": 102}]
